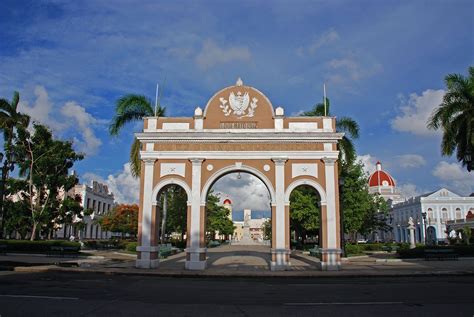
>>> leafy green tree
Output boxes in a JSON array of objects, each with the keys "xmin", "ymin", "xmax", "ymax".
[
  {"xmin": 109, "ymin": 94, "xmax": 165, "ymax": 177},
  {"xmin": 162, "ymin": 185, "xmax": 188, "ymax": 241},
  {"xmin": 206, "ymin": 192, "xmax": 234, "ymax": 241},
  {"xmin": 3, "ymin": 199, "xmax": 31, "ymax": 239},
  {"xmin": 289, "ymin": 185, "xmax": 320, "ymax": 246},
  {"xmin": 340, "ymin": 161, "xmax": 389, "ymax": 241},
  {"xmin": 262, "ymin": 218, "xmax": 272, "ymax": 240},
  {"xmin": 303, "ymin": 98, "xmax": 359, "ymax": 165},
  {"xmin": 12, "ymin": 123, "xmax": 83, "ymax": 240},
  {"xmin": 0, "ymin": 91, "xmax": 30, "ymax": 238},
  {"xmin": 427, "ymin": 66, "xmax": 474, "ymax": 172}
]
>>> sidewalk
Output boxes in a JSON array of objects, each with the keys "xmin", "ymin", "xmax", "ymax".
[{"xmin": 2, "ymin": 245, "xmax": 474, "ymax": 278}]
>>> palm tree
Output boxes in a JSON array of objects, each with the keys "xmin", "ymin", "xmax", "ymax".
[
  {"xmin": 303, "ymin": 98, "xmax": 359, "ymax": 165},
  {"xmin": 0, "ymin": 91, "xmax": 30, "ymax": 157},
  {"xmin": 427, "ymin": 66, "xmax": 474, "ymax": 172},
  {"xmin": 109, "ymin": 94, "xmax": 165, "ymax": 177},
  {"xmin": 0, "ymin": 91, "xmax": 30, "ymax": 238}
]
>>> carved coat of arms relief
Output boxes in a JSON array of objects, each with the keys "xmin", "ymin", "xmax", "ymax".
[{"xmin": 219, "ymin": 77, "xmax": 258, "ymax": 118}]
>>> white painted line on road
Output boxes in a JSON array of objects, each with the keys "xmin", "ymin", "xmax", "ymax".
[
  {"xmin": 284, "ymin": 301, "xmax": 404, "ymax": 306},
  {"xmin": 0, "ymin": 294, "xmax": 79, "ymax": 300}
]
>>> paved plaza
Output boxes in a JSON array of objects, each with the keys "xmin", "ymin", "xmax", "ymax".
[{"xmin": 2, "ymin": 244, "xmax": 474, "ymax": 277}]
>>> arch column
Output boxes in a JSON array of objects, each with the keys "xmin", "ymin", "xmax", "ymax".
[
  {"xmin": 320, "ymin": 157, "xmax": 342, "ymax": 270},
  {"xmin": 136, "ymin": 158, "xmax": 160, "ymax": 269},
  {"xmin": 185, "ymin": 158, "xmax": 207, "ymax": 270},
  {"xmin": 271, "ymin": 157, "xmax": 290, "ymax": 271}
]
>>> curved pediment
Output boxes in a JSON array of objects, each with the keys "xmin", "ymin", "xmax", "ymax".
[{"xmin": 202, "ymin": 78, "xmax": 275, "ymax": 129}]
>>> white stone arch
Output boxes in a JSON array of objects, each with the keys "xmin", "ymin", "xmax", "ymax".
[
  {"xmin": 200, "ymin": 164, "xmax": 276, "ymax": 205},
  {"xmin": 151, "ymin": 177, "xmax": 192, "ymax": 205},
  {"xmin": 284, "ymin": 179, "xmax": 327, "ymax": 205}
]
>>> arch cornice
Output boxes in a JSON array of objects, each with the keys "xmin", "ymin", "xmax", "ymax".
[
  {"xmin": 284, "ymin": 179, "xmax": 327, "ymax": 205},
  {"xmin": 151, "ymin": 177, "xmax": 192, "ymax": 205},
  {"xmin": 200, "ymin": 164, "xmax": 276, "ymax": 205}
]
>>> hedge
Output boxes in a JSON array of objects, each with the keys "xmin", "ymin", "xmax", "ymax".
[
  {"xmin": 0, "ymin": 240, "xmax": 81, "ymax": 253},
  {"xmin": 125, "ymin": 242, "xmax": 137, "ymax": 252},
  {"xmin": 397, "ymin": 245, "xmax": 474, "ymax": 258}
]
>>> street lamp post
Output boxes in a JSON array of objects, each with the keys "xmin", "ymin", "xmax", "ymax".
[
  {"xmin": 421, "ymin": 211, "xmax": 427, "ymax": 245},
  {"xmin": 0, "ymin": 152, "xmax": 16, "ymax": 239},
  {"xmin": 339, "ymin": 177, "xmax": 345, "ymax": 257}
]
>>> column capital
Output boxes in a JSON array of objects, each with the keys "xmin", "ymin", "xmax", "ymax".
[
  {"xmin": 189, "ymin": 158, "xmax": 205, "ymax": 165},
  {"xmin": 143, "ymin": 158, "xmax": 156, "ymax": 165},
  {"xmin": 322, "ymin": 157, "xmax": 337, "ymax": 165},
  {"xmin": 272, "ymin": 157, "xmax": 288, "ymax": 165}
]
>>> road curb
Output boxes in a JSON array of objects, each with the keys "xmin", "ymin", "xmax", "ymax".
[{"xmin": 11, "ymin": 265, "xmax": 474, "ymax": 279}]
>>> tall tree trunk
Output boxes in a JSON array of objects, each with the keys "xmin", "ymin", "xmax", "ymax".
[{"xmin": 30, "ymin": 222, "xmax": 38, "ymax": 241}]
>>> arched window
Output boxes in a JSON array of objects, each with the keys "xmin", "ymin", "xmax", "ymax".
[
  {"xmin": 441, "ymin": 208, "xmax": 448, "ymax": 223},
  {"xmin": 455, "ymin": 208, "xmax": 462, "ymax": 220},
  {"xmin": 427, "ymin": 208, "xmax": 433, "ymax": 224}
]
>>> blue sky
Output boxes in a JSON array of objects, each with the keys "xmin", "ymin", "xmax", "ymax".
[{"xmin": 0, "ymin": 0, "xmax": 473, "ymax": 205}]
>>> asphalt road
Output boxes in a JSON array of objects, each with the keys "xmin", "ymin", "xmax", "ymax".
[{"xmin": 0, "ymin": 271, "xmax": 473, "ymax": 316}]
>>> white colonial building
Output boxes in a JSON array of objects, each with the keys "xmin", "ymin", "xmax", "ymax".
[
  {"xmin": 56, "ymin": 179, "xmax": 115, "ymax": 240},
  {"xmin": 391, "ymin": 188, "xmax": 474, "ymax": 244}
]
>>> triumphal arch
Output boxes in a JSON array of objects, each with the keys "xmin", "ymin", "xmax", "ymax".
[{"xmin": 135, "ymin": 78, "xmax": 343, "ymax": 271}]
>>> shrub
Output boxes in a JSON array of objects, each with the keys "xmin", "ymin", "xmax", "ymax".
[
  {"xmin": 345, "ymin": 244, "xmax": 364, "ymax": 256},
  {"xmin": 0, "ymin": 240, "xmax": 81, "ymax": 253},
  {"xmin": 125, "ymin": 242, "xmax": 138, "ymax": 252},
  {"xmin": 397, "ymin": 245, "xmax": 474, "ymax": 258}
]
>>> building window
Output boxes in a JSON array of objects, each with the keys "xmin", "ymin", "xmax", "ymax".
[
  {"xmin": 92, "ymin": 200, "xmax": 96, "ymax": 212},
  {"xmin": 98, "ymin": 202, "xmax": 101, "ymax": 214},
  {"xmin": 87, "ymin": 198, "xmax": 90, "ymax": 209},
  {"xmin": 455, "ymin": 208, "xmax": 462, "ymax": 220},
  {"xmin": 441, "ymin": 208, "xmax": 448, "ymax": 224}
]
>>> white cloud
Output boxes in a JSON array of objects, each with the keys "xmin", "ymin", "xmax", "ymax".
[
  {"xmin": 432, "ymin": 161, "xmax": 474, "ymax": 195},
  {"xmin": 357, "ymin": 154, "xmax": 378, "ymax": 175},
  {"xmin": 212, "ymin": 172, "xmax": 271, "ymax": 214},
  {"xmin": 195, "ymin": 39, "xmax": 251, "ymax": 70},
  {"xmin": 19, "ymin": 86, "xmax": 65, "ymax": 131},
  {"xmin": 298, "ymin": 29, "xmax": 339, "ymax": 56},
  {"xmin": 327, "ymin": 56, "xmax": 382, "ymax": 82},
  {"xmin": 61, "ymin": 102, "xmax": 102, "ymax": 155},
  {"xmin": 391, "ymin": 89, "xmax": 444, "ymax": 136},
  {"xmin": 397, "ymin": 154, "xmax": 426, "ymax": 168},
  {"xmin": 83, "ymin": 163, "xmax": 139, "ymax": 204},
  {"xmin": 398, "ymin": 183, "xmax": 421, "ymax": 198},
  {"xmin": 18, "ymin": 85, "xmax": 102, "ymax": 155}
]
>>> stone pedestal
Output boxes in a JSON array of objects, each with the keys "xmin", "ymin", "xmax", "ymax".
[
  {"xmin": 319, "ymin": 248, "xmax": 342, "ymax": 271},
  {"xmin": 270, "ymin": 248, "xmax": 291, "ymax": 271}
]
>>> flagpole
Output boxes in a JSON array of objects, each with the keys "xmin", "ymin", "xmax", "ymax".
[
  {"xmin": 154, "ymin": 83, "xmax": 159, "ymax": 116},
  {"xmin": 323, "ymin": 83, "xmax": 327, "ymax": 116}
]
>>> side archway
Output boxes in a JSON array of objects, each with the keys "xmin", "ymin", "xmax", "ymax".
[
  {"xmin": 284, "ymin": 179, "xmax": 327, "ymax": 205},
  {"xmin": 151, "ymin": 177, "xmax": 192, "ymax": 205},
  {"xmin": 200, "ymin": 165, "xmax": 276, "ymax": 205}
]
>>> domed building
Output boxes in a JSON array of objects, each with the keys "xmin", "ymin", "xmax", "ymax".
[{"xmin": 368, "ymin": 161, "xmax": 403, "ymax": 205}]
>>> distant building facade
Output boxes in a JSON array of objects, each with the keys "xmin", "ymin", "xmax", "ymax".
[
  {"xmin": 56, "ymin": 179, "xmax": 115, "ymax": 240},
  {"xmin": 390, "ymin": 188, "xmax": 474, "ymax": 243}
]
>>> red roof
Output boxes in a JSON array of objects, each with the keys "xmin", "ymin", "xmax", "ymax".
[
  {"xmin": 223, "ymin": 199, "xmax": 232, "ymax": 205},
  {"xmin": 369, "ymin": 170, "xmax": 396, "ymax": 187}
]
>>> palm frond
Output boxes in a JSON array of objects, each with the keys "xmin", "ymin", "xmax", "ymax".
[
  {"xmin": 130, "ymin": 137, "xmax": 142, "ymax": 177},
  {"xmin": 336, "ymin": 117, "xmax": 360, "ymax": 139}
]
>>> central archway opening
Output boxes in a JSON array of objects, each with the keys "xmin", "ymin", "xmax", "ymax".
[{"xmin": 205, "ymin": 171, "xmax": 272, "ymax": 270}]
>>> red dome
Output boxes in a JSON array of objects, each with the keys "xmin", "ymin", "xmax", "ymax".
[
  {"xmin": 368, "ymin": 162, "xmax": 396, "ymax": 187},
  {"xmin": 223, "ymin": 199, "xmax": 232, "ymax": 205}
]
